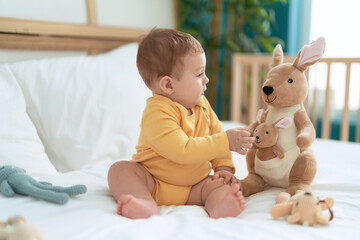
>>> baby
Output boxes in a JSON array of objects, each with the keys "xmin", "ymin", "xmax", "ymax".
[{"xmin": 107, "ymin": 28, "xmax": 255, "ymax": 219}]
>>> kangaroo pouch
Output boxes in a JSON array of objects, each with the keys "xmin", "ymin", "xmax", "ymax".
[{"xmin": 254, "ymin": 146, "xmax": 300, "ymax": 188}]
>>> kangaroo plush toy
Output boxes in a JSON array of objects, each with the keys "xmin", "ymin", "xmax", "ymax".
[{"xmin": 240, "ymin": 37, "xmax": 326, "ymax": 198}]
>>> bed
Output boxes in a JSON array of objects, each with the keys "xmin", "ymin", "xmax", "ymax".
[{"xmin": 1, "ymin": 15, "xmax": 360, "ymax": 240}]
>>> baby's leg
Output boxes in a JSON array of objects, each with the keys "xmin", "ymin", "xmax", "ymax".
[
  {"xmin": 187, "ymin": 177, "xmax": 246, "ymax": 218},
  {"xmin": 107, "ymin": 161, "xmax": 159, "ymax": 219},
  {"xmin": 205, "ymin": 182, "xmax": 246, "ymax": 219}
]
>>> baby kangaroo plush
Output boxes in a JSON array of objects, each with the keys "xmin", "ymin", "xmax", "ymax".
[
  {"xmin": 241, "ymin": 37, "xmax": 326, "ymax": 198},
  {"xmin": 253, "ymin": 109, "xmax": 293, "ymax": 161}
]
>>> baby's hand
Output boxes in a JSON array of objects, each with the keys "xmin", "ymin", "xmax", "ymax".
[
  {"xmin": 212, "ymin": 170, "xmax": 238, "ymax": 185},
  {"xmin": 226, "ymin": 128, "xmax": 255, "ymax": 155}
]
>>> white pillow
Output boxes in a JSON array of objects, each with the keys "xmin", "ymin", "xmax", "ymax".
[
  {"xmin": 0, "ymin": 65, "xmax": 57, "ymax": 176},
  {"xmin": 9, "ymin": 43, "xmax": 151, "ymax": 172}
]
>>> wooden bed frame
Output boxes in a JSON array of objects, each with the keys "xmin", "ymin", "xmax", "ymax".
[
  {"xmin": 231, "ymin": 53, "xmax": 360, "ymax": 142},
  {"xmin": 0, "ymin": 0, "xmax": 148, "ymax": 55}
]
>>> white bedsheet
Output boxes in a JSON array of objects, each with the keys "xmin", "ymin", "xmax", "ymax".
[{"xmin": 1, "ymin": 122, "xmax": 360, "ymax": 240}]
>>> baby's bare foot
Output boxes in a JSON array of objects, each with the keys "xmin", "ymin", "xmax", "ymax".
[
  {"xmin": 209, "ymin": 184, "xmax": 246, "ymax": 219},
  {"xmin": 117, "ymin": 194, "xmax": 160, "ymax": 219}
]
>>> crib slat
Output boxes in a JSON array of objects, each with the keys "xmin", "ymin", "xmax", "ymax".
[
  {"xmin": 308, "ymin": 68, "xmax": 318, "ymax": 129},
  {"xmin": 249, "ymin": 64, "xmax": 259, "ymax": 123},
  {"xmin": 231, "ymin": 55, "xmax": 241, "ymax": 122},
  {"xmin": 340, "ymin": 63, "xmax": 352, "ymax": 141},
  {"xmin": 305, "ymin": 70, "xmax": 310, "ymax": 114},
  {"xmin": 242, "ymin": 66, "xmax": 249, "ymax": 123},
  {"xmin": 322, "ymin": 63, "xmax": 332, "ymax": 139},
  {"xmin": 86, "ymin": 0, "xmax": 98, "ymax": 25},
  {"xmin": 310, "ymin": 82, "xmax": 318, "ymax": 129}
]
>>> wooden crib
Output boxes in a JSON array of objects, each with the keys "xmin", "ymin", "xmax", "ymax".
[{"xmin": 230, "ymin": 53, "xmax": 360, "ymax": 142}]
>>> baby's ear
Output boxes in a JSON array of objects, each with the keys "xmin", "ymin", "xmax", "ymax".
[
  {"xmin": 159, "ymin": 76, "xmax": 174, "ymax": 94},
  {"xmin": 274, "ymin": 117, "xmax": 293, "ymax": 129},
  {"xmin": 293, "ymin": 37, "xmax": 326, "ymax": 72}
]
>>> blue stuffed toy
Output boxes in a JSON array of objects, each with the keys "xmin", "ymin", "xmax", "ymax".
[{"xmin": 0, "ymin": 166, "xmax": 87, "ymax": 204}]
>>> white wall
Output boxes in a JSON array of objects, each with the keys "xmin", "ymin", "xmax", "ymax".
[
  {"xmin": 0, "ymin": 0, "xmax": 88, "ymax": 24},
  {"xmin": 97, "ymin": 0, "xmax": 174, "ymax": 29},
  {"xmin": 0, "ymin": 0, "xmax": 175, "ymax": 63}
]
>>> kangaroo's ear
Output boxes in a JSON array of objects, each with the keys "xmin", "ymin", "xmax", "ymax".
[
  {"xmin": 270, "ymin": 44, "xmax": 283, "ymax": 69},
  {"xmin": 257, "ymin": 109, "xmax": 265, "ymax": 123},
  {"xmin": 293, "ymin": 37, "xmax": 326, "ymax": 72},
  {"xmin": 274, "ymin": 117, "xmax": 293, "ymax": 129}
]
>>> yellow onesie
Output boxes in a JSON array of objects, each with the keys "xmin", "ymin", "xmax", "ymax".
[{"xmin": 131, "ymin": 94, "xmax": 235, "ymax": 206}]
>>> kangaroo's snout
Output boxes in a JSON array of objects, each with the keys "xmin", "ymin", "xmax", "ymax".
[{"xmin": 263, "ymin": 86, "xmax": 274, "ymax": 96}]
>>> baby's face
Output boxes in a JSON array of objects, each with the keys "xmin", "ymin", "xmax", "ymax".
[{"xmin": 170, "ymin": 53, "xmax": 209, "ymax": 109}]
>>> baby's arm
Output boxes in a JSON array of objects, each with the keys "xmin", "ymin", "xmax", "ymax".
[
  {"xmin": 226, "ymin": 128, "xmax": 255, "ymax": 155},
  {"xmin": 204, "ymin": 97, "xmax": 254, "ymax": 155},
  {"xmin": 203, "ymin": 96, "xmax": 254, "ymax": 155},
  {"xmin": 212, "ymin": 166, "xmax": 239, "ymax": 185},
  {"xmin": 142, "ymin": 108, "xmax": 231, "ymax": 164}
]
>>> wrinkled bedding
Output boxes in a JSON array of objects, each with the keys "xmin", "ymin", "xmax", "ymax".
[{"xmin": 1, "ymin": 122, "xmax": 359, "ymax": 240}]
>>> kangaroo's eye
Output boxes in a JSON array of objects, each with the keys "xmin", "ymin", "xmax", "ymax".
[
  {"xmin": 288, "ymin": 78, "xmax": 293, "ymax": 83},
  {"xmin": 266, "ymin": 131, "xmax": 269, "ymax": 134}
]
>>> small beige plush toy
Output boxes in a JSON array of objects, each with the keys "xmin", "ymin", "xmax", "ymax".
[
  {"xmin": 270, "ymin": 190, "xmax": 334, "ymax": 226},
  {"xmin": 0, "ymin": 216, "xmax": 43, "ymax": 240},
  {"xmin": 253, "ymin": 109, "xmax": 293, "ymax": 161}
]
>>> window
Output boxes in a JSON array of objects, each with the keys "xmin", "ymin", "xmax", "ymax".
[{"xmin": 309, "ymin": 0, "xmax": 360, "ymax": 141}]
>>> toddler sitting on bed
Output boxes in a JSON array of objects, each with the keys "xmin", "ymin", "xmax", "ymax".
[{"xmin": 107, "ymin": 28, "xmax": 254, "ymax": 219}]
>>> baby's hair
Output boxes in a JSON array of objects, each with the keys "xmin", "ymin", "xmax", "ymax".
[{"xmin": 136, "ymin": 28, "xmax": 204, "ymax": 88}]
